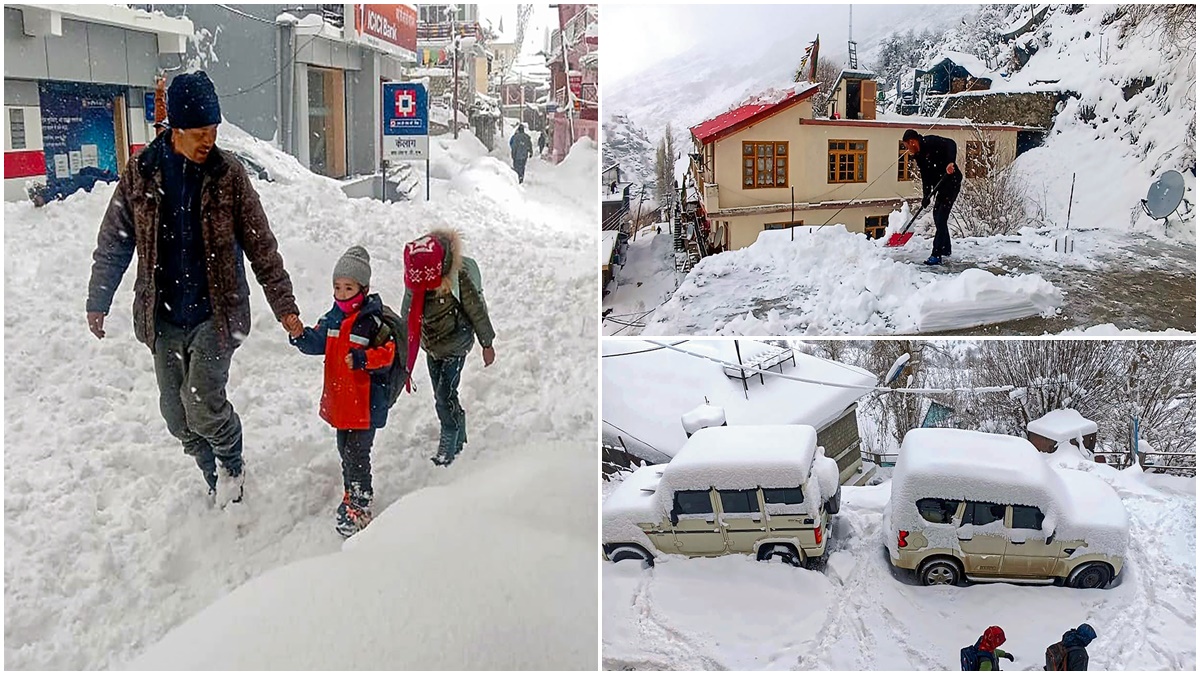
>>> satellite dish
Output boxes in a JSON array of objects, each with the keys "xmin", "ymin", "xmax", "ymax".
[{"xmin": 1141, "ymin": 169, "xmax": 1186, "ymax": 220}]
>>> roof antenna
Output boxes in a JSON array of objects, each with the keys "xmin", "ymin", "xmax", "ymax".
[{"xmin": 848, "ymin": 5, "xmax": 858, "ymax": 69}]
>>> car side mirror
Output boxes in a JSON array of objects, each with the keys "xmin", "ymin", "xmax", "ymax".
[
  {"xmin": 669, "ymin": 508, "xmax": 679, "ymax": 526},
  {"xmin": 1046, "ymin": 531, "xmax": 1055, "ymax": 545}
]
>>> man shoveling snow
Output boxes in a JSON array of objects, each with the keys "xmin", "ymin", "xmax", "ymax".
[{"xmin": 904, "ymin": 129, "xmax": 963, "ymax": 266}]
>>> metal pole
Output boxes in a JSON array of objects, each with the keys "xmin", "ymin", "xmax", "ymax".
[
  {"xmin": 1065, "ymin": 172, "xmax": 1076, "ymax": 229},
  {"xmin": 791, "ymin": 186, "xmax": 796, "ymax": 241},
  {"xmin": 452, "ymin": 10, "xmax": 459, "ymax": 140},
  {"xmin": 735, "ymin": 339, "xmax": 748, "ymax": 399},
  {"xmin": 426, "ymin": 158, "xmax": 431, "ymax": 201}
]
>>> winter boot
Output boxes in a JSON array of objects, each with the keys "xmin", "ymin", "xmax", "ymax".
[
  {"xmin": 923, "ymin": 255, "xmax": 942, "ymax": 266},
  {"xmin": 214, "ymin": 464, "xmax": 244, "ymax": 507},
  {"xmin": 335, "ymin": 485, "xmax": 373, "ymax": 538}
]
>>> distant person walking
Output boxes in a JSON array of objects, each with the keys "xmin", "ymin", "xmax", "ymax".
[
  {"xmin": 1044, "ymin": 623, "xmax": 1097, "ymax": 671},
  {"xmin": 962, "ymin": 625, "xmax": 1015, "ymax": 671},
  {"xmin": 86, "ymin": 71, "xmax": 301, "ymax": 507},
  {"xmin": 510, "ymin": 124, "xmax": 533, "ymax": 183},
  {"xmin": 903, "ymin": 129, "xmax": 963, "ymax": 266},
  {"xmin": 538, "ymin": 129, "xmax": 547, "ymax": 156}
]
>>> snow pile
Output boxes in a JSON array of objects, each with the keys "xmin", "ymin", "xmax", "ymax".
[
  {"xmin": 602, "ymin": 339, "xmax": 875, "ymax": 461},
  {"xmin": 3, "ymin": 126, "xmax": 596, "ymax": 669},
  {"xmin": 128, "ymin": 447, "xmax": 596, "ymax": 669},
  {"xmin": 1055, "ymin": 470, "xmax": 1131, "ymax": 560},
  {"xmin": 603, "ymin": 465, "xmax": 666, "ymax": 551},
  {"xmin": 644, "ymin": 227, "xmax": 1062, "ymax": 335},
  {"xmin": 602, "ymin": 229, "xmax": 682, "ymax": 335},
  {"xmin": 680, "ymin": 404, "xmax": 727, "ymax": 435},
  {"xmin": 886, "ymin": 201, "xmax": 913, "ymax": 234},
  {"xmin": 735, "ymin": 80, "xmax": 820, "ymax": 109},
  {"xmin": 658, "ymin": 425, "xmax": 819, "ymax": 516},
  {"xmin": 1057, "ymin": 324, "xmax": 1194, "ymax": 336},
  {"xmin": 1028, "ymin": 408, "xmax": 1099, "ymax": 442}
]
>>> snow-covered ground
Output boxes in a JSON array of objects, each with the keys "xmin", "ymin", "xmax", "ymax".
[
  {"xmin": 603, "ymin": 460, "xmax": 1196, "ymax": 670},
  {"xmin": 602, "ymin": 227, "xmax": 680, "ymax": 336},
  {"xmin": 644, "ymin": 226, "xmax": 1066, "ymax": 336},
  {"xmin": 4, "ymin": 127, "xmax": 598, "ymax": 669}
]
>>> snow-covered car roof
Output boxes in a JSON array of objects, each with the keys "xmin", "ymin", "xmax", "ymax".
[
  {"xmin": 659, "ymin": 425, "xmax": 818, "ymax": 500},
  {"xmin": 1055, "ymin": 470, "xmax": 1130, "ymax": 554},
  {"xmin": 1027, "ymin": 408, "xmax": 1099, "ymax": 442}
]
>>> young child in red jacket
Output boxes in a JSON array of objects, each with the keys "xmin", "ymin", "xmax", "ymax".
[{"xmin": 289, "ymin": 246, "xmax": 396, "ymax": 537}]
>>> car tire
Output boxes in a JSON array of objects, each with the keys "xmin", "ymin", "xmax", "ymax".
[
  {"xmin": 757, "ymin": 544, "xmax": 803, "ymax": 567},
  {"xmin": 918, "ymin": 557, "xmax": 962, "ymax": 586},
  {"xmin": 608, "ymin": 545, "xmax": 654, "ymax": 568},
  {"xmin": 1067, "ymin": 562, "xmax": 1113, "ymax": 589}
]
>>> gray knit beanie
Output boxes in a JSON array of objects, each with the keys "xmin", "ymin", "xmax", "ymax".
[{"xmin": 333, "ymin": 246, "xmax": 371, "ymax": 288}]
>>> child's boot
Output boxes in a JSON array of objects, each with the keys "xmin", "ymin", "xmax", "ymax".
[{"xmin": 335, "ymin": 484, "xmax": 373, "ymax": 537}]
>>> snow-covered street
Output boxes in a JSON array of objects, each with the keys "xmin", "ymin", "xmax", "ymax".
[
  {"xmin": 602, "ymin": 228, "xmax": 680, "ymax": 336},
  {"xmin": 4, "ymin": 128, "xmax": 598, "ymax": 669},
  {"xmin": 603, "ymin": 463, "xmax": 1196, "ymax": 670}
]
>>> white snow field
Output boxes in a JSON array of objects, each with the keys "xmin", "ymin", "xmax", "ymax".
[
  {"xmin": 644, "ymin": 227, "xmax": 1063, "ymax": 335},
  {"xmin": 4, "ymin": 126, "xmax": 598, "ymax": 669},
  {"xmin": 603, "ymin": 461, "xmax": 1196, "ymax": 671}
]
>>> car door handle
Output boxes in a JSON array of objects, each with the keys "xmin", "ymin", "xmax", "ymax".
[{"xmin": 1010, "ymin": 541, "xmax": 1025, "ymax": 545}]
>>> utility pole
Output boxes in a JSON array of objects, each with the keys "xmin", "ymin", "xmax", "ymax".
[{"xmin": 450, "ymin": 5, "xmax": 459, "ymax": 140}]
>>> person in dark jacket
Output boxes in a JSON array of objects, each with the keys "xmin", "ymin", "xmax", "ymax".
[
  {"xmin": 510, "ymin": 124, "xmax": 533, "ymax": 183},
  {"xmin": 86, "ymin": 71, "xmax": 302, "ymax": 506},
  {"xmin": 538, "ymin": 129, "xmax": 547, "ymax": 156},
  {"xmin": 1047, "ymin": 623, "xmax": 1096, "ymax": 671},
  {"xmin": 291, "ymin": 246, "xmax": 396, "ymax": 537},
  {"xmin": 401, "ymin": 230, "xmax": 496, "ymax": 466},
  {"xmin": 903, "ymin": 129, "xmax": 963, "ymax": 266}
]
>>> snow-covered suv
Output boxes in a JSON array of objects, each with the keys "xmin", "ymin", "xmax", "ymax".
[
  {"xmin": 602, "ymin": 425, "xmax": 842, "ymax": 568},
  {"xmin": 884, "ymin": 429, "xmax": 1129, "ymax": 589}
]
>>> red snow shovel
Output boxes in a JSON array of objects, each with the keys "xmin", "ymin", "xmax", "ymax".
[{"xmin": 885, "ymin": 176, "xmax": 947, "ymax": 248}]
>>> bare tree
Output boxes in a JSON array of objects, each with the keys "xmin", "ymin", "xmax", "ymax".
[
  {"xmin": 950, "ymin": 127, "xmax": 1034, "ymax": 237},
  {"xmin": 794, "ymin": 57, "xmax": 843, "ymax": 119}
]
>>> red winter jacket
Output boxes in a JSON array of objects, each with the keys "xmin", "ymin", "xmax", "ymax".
[{"xmin": 291, "ymin": 293, "xmax": 396, "ymax": 430}]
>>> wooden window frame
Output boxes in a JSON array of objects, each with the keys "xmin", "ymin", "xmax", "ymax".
[
  {"xmin": 827, "ymin": 139, "xmax": 867, "ymax": 184},
  {"xmin": 864, "ymin": 215, "xmax": 889, "ymax": 240},
  {"xmin": 965, "ymin": 140, "xmax": 996, "ymax": 179},
  {"xmin": 897, "ymin": 140, "xmax": 912, "ymax": 181},
  {"xmin": 764, "ymin": 220, "xmax": 804, "ymax": 231},
  {"xmin": 741, "ymin": 140, "xmax": 788, "ymax": 189}
]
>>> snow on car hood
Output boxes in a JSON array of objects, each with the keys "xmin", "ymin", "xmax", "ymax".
[{"xmin": 1053, "ymin": 469, "xmax": 1130, "ymax": 557}]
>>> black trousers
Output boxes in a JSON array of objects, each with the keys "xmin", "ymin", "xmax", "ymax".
[
  {"xmin": 931, "ymin": 174, "xmax": 962, "ymax": 257},
  {"xmin": 337, "ymin": 429, "xmax": 376, "ymax": 496}
]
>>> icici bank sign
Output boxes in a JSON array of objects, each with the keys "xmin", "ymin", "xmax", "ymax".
[{"xmin": 353, "ymin": 4, "xmax": 417, "ymax": 61}]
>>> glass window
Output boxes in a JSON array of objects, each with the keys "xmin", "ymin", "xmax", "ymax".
[
  {"xmin": 966, "ymin": 501, "xmax": 1006, "ymax": 526},
  {"xmin": 763, "ymin": 487, "xmax": 804, "ymax": 505},
  {"xmin": 916, "ymin": 498, "xmax": 961, "ymax": 524},
  {"xmin": 674, "ymin": 490, "xmax": 713, "ymax": 515},
  {"xmin": 719, "ymin": 489, "xmax": 760, "ymax": 514},
  {"xmin": 1011, "ymin": 505, "xmax": 1046, "ymax": 530}
]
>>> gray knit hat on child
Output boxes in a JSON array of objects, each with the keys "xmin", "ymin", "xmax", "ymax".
[{"xmin": 333, "ymin": 246, "xmax": 371, "ymax": 288}]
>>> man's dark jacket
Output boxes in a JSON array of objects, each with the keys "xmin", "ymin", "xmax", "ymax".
[{"xmin": 87, "ymin": 133, "xmax": 298, "ymax": 351}]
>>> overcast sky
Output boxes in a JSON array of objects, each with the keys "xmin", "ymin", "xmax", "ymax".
[{"xmin": 602, "ymin": 4, "xmax": 975, "ymax": 84}]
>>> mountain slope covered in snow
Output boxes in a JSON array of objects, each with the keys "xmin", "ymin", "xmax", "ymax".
[{"xmin": 3, "ymin": 126, "xmax": 597, "ymax": 669}]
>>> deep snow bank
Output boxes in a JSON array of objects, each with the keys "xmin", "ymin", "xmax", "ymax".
[
  {"xmin": 127, "ymin": 445, "xmax": 597, "ymax": 670},
  {"xmin": 644, "ymin": 227, "xmax": 1062, "ymax": 335}
]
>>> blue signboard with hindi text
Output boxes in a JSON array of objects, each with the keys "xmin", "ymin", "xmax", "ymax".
[{"xmin": 381, "ymin": 82, "xmax": 429, "ymax": 161}]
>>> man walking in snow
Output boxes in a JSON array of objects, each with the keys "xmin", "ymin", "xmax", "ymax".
[
  {"xmin": 1044, "ymin": 623, "xmax": 1096, "ymax": 670},
  {"xmin": 510, "ymin": 124, "xmax": 533, "ymax": 183},
  {"xmin": 537, "ymin": 129, "xmax": 547, "ymax": 156},
  {"xmin": 903, "ymin": 129, "xmax": 962, "ymax": 266},
  {"xmin": 86, "ymin": 71, "xmax": 302, "ymax": 506}
]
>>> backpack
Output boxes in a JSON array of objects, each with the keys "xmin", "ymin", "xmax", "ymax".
[
  {"xmin": 961, "ymin": 644, "xmax": 996, "ymax": 671},
  {"xmin": 369, "ymin": 304, "xmax": 408, "ymax": 408},
  {"xmin": 1045, "ymin": 642, "xmax": 1069, "ymax": 671}
]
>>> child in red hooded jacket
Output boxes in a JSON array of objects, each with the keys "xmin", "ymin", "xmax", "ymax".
[{"xmin": 290, "ymin": 246, "xmax": 396, "ymax": 537}]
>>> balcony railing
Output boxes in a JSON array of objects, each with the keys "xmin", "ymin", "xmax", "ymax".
[{"xmin": 417, "ymin": 21, "xmax": 481, "ymax": 42}]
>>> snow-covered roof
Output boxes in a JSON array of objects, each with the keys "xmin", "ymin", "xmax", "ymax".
[
  {"xmin": 1028, "ymin": 408, "xmax": 1099, "ymax": 442},
  {"xmin": 896, "ymin": 428, "xmax": 1054, "ymax": 491},
  {"xmin": 681, "ymin": 404, "xmax": 726, "ymax": 435},
  {"xmin": 690, "ymin": 82, "xmax": 820, "ymax": 145},
  {"xmin": 921, "ymin": 50, "xmax": 1000, "ymax": 81},
  {"xmin": 602, "ymin": 230, "xmax": 618, "ymax": 266},
  {"xmin": 602, "ymin": 340, "xmax": 875, "ymax": 461}
]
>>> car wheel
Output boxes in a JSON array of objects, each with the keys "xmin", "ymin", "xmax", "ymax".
[
  {"xmin": 918, "ymin": 558, "xmax": 962, "ymax": 586},
  {"xmin": 758, "ymin": 544, "xmax": 802, "ymax": 567},
  {"xmin": 609, "ymin": 545, "xmax": 654, "ymax": 568},
  {"xmin": 1068, "ymin": 563, "xmax": 1112, "ymax": 589}
]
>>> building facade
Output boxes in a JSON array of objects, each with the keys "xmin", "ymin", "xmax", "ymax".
[
  {"xmin": 689, "ymin": 77, "xmax": 1034, "ymax": 251},
  {"xmin": 3, "ymin": 4, "xmax": 193, "ymax": 200},
  {"xmin": 545, "ymin": 4, "xmax": 597, "ymax": 163}
]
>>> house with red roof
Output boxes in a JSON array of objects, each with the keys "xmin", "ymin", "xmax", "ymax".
[{"xmin": 687, "ymin": 72, "xmax": 1038, "ymax": 251}]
